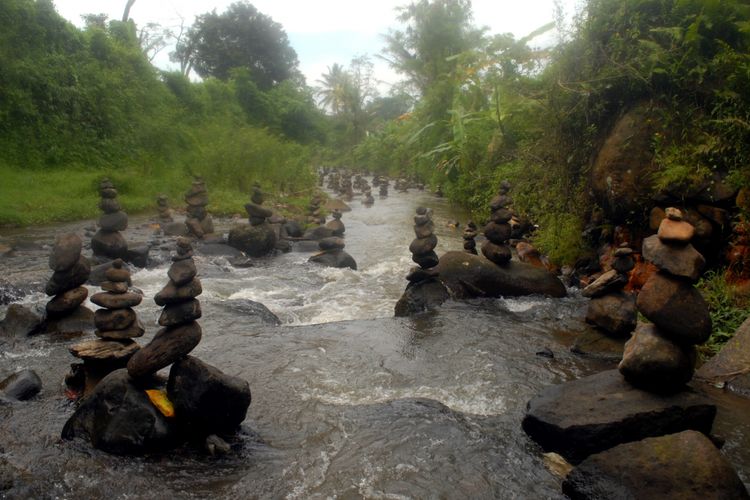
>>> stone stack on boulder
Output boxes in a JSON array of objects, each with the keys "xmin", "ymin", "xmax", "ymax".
[
  {"xmin": 127, "ymin": 237, "xmax": 202, "ymax": 379},
  {"xmin": 156, "ymin": 195, "xmax": 173, "ymax": 223},
  {"xmin": 92, "ymin": 179, "xmax": 129, "ymax": 261},
  {"xmin": 409, "ymin": 207, "xmax": 439, "ymax": 269},
  {"xmin": 325, "ymin": 209, "xmax": 345, "ymax": 236},
  {"xmin": 395, "ymin": 207, "xmax": 449, "ymax": 316},
  {"xmin": 583, "ymin": 244, "xmax": 637, "ymax": 337},
  {"xmin": 69, "ymin": 259, "xmax": 142, "ymax": 394},
  {"xmin": 379, "ymin": 179, "xmax": 389, "ymax": 197},
  {"xmin": 620, "ymin": 207, "xmax": 712, "ymax": 393},
  {"xmin": 184, "ymin": 177, "xmax": 214, "ymax": 239},
  {"xmin": 309, "ymin": 237, "xmax": 357, "ymax": 270},
  {"xmin": 307, "ymin": 194, "xmax": 325, "ymax": 225},
  {"xmin": 45, "ymin": 234, "xmax": 91, "ymax": 321},
  {"xmin": 64, "ymin": 238, "xmax": 252, "ymax": 455},
  {"xmin": 481, "ymin": 181, "xmax": 513, "ymax": 265},
  {"xmin": 341, "ymin": 176, "xmax": 354, "ymax": 201},
  {"xmin": 227, "ymin": 185, "xmax": 277, "ymax": 258},
  {"xmin": 362, "ymin": 188, "xmax": 375, "ymax": 206},
  {"xmin": 462, "ymin": 221, "xmax": 478, "ymax": 255}
]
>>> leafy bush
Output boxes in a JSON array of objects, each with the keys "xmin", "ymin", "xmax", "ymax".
[{"xmin": 697, "ymin": 270, "xmax": 750, "ymax": 356}]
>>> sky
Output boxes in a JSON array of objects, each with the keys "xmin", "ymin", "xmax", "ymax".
[{"xmin": 54, "ymin": 0, "xmax": 581, "ymax": 92}]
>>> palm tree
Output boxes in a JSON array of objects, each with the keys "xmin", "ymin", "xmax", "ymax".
[{"xmin": 316, "ymin": 63, "xmax": 352, "ymax": 115}]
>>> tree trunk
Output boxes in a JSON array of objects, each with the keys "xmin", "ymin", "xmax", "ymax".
[{"xmin": 122, "ymin": 0, "xmax": 136, "ymax": 22}]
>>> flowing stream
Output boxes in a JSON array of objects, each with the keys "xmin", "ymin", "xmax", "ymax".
[{"xmin": 1, "ymin": 184, "xmax": 748, "ymax": 498}]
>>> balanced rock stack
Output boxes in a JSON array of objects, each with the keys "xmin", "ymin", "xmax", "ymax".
[
  {"xmin": 127, "ymin": 237, "xmax": 202, "ymax": 379},
  {"xmin": 92, "ymin": 178, "xmax": 128, "ymax": 261},
  {"xmin": 325, "ymin": 209, "xmax": 345, "ymax": 236},
  {"xmin": 481, "ymin": 181, "xmax": 513, "ymax": 265},
  {"xmin": 246, "ymin": 183, "xmax": 273, "ymax": 226},
  {"xmin": 379, "ymin": 179, "xmax": 389, "ymax": 197},
  {"xmin": 184, "ymin": 177, "xmax": 214, "ymax": 239},
  {"xmin": 462, "ymin": 221, "xmax": 478, "ymax": 255},
  {"xmin": 308, "ymin": 194, "xmax": 325, "ymax": 225},
  {"xmin": 309, "ymin": 237, "xmax": 357, "ymax": 270},
  {"xmin": 156, "ymin": 195, "xmax": 173, "ymax": 223},
  {"xmin": 363, "ymin": 188, "xmax": 375, "ymax": 206},
  {"xmin": 69, "ymin": 259, "xmax": 142, "ymax": 393},
  {"xmin": 342, "ymin": 176, "xmax": 354, "ymax": 201},
  {"xmin": 409, "ymin": 207, "xmax": 439, "ymax": 270},
  {"xmin": 619, "ymin": 207, "xmax": 711, "ymax": 393},
  {"xmin": 45, "ymin": 234, "xmax": 91, "ymax": 320},
  {"xmin": 583, "ymin": 243, "xmax": 637, "ymax": 337}
]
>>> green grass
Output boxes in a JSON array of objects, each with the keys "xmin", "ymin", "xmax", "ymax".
[{"xmin": 697, "ymin": 270, "xmax": 750, "ymax": 357}]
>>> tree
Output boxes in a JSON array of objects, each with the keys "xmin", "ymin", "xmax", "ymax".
[
  {"xmin": 316, "ymin": 63, "xmax": 350, "ymax": 114},
  {"xmin": 178, "ymin": 1, "xmax": 299, "ymax": 89}
]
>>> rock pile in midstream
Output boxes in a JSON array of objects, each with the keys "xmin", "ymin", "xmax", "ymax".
[
  {"xmin": 308, "ymin": 236, "xmax": 357, "ymax": 270},
  {"xmin": 62, "ymin": 238, "xmax": 251, "ymax": 456},
  {"xmin": 522, "ymin": 207, "xmax": 748, "ymax": 498},
  {"xmin": 91, "ymin": 178, "xmax": 128, "ymax": 261},
  {"xmin": 481, "ymin": 181, "xmax": 513, "ymax": 265},
  {"xmin": 462, "ymin": 221, "xmax": 478, "ymax": 255},
  {"xmin": 184, "ymin": 177, "xmax": 214, "ymax": 239},
  {"xmin": 227, "ymin": 183, "xmax": 277, "ymax": 257},
  {"xmin": 45, "ymin": 234, "xmax": 92, "ymax": 323},
  {"xmin": 583, "ymin": 243, "xmax": 637, "ymax": 337}
]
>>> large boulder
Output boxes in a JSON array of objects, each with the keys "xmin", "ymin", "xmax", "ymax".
[
  {"xmin": 167, "ymin": 356, "xmax": 251, "ymax": 435},
  {"xmin": 394, "ymin": 279, "xmax": 450, "ymax": 317},
  {"xmin": 0, "ymin": 304, "xmax": 44, "ymax": 338},
  {"xmin": 435, "ymin": 251, "xmax": 566, "ymax": 298},
  {"xmin": 636, "ymin": 272, "xmax": 712, "ymax": 345},
  {"xmin": 697, "ymin": 316, "xmax": 750, "ymax": 398},
  {"xmin": 61, "ymin": 369, "xmax": 176, "ymax": 455},
  {"xmin": 522, "ymin": 369, "xmax": 716, "ymax": 464},
  {"xmin": 308, "ymin": 250, "xmax": 357, "ymax": 270},
  {"xmin": 562, "ymin": 431, "xmax": 749, "ymax": 499},
  {"xmin": 584, "ymin": 291, "xmax": 637, "ymax": 337},
  {"xmin": 590, "ymin": 103, "xmax": 660, "ymax": 220},
  {"xmin": 217, "ymin": 299, "xmax": 281, "ymax": 326},
  {"xmin": 227, "ymin": 223, "xmax": 277, "ymax": 258}
]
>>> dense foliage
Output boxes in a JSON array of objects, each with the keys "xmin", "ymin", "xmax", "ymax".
[{"xmin": 0, "ymin": 0, "xmax": 325, "ymax": 225}]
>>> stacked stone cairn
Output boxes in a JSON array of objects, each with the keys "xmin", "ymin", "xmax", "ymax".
[
  {"xmin": 481, "ymin": 181, "xmax": 513, "ymax": 265},
  {"xmin": 327, "ymin": 171, "xmax": 340, "ymax": 192},
  {"xmin": 309, "ymin": 237, "xmax": 357, "ymax": 270},
  {"xmin": 409, "ymin": 207, "xmax": 439, "ymax": 270},
  {"xmin": 45, "ymin": 234, "xmax": 91, "ymax": 320},
  {"xmin": 462, "ymin": 221, "xmax": 478, "ymax": 255},
  {"xmin": 92, "ymin": 178, "xmax": 129, "ymax": 261},
  {"xmin": 156, "ymin": 194, "xmax": 173, "ymax": 223},
  {"xmin": 379, "ymin": 178, "xmax": 389, "ymax": 197},
  {"xmin": 127, "ymin": 237, "xmax": 202, "ymax": 379},
  {"xmin": 341, "ymin": 176, "xmax": 354, "ymax": 201},
  {"xmin": 325, "ymin": 209, "xmax": 346, "ymax": 236},
  {"xmin": 583, "ymin": 243, "xmax": 637, "ymax": 337},
  {"xmin": 363, "ymin": 188, "xmax": 375, "ymax": 206},
  {"xmin": 63, "ymin": 238, "xmax": 252, "ymax": 456},
  {"xmin": 619, "ymin": 207, "xmax": 712, "ymax": 393},
  {"xmin": 184, "ymin": 177, "xmax": 214, "ymax": 239},
  {"xmin": 246, "ymin": 183, "xmax": 273, "ymax": 226},
  {"xmin": 69, "ymin": 259, "xmax": 142, "ymax": 394},
  {"xmin": 308, "ymin": 194, "xmax": 325, "ymax": 225}
]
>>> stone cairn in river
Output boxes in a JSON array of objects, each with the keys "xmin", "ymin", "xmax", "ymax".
[
  {"xmin": 45, "ymin": 234, "xmax": 91, "ymax": 320},
  {"xmin": 583, "ymin": 243, "xmax": 637, "ymax": 337},
  {"xmin": 63, "ymin": 238, "xmax": 251, "ymax": 456},
  {"xmin": 379, "ymin": 178, "xmax": 389, "ymax": 197},
  {"xmin": 92, "ymin": 178, "xmax": 129, "ymax": 261},
  {"xmin": 363, "ymin": 188, "xmax": 375, "ymax": 206},
  {"xmin": 309, "ymin": 236, "xmax": 357, "ymax": 270},
  {"xmin": 184, "ymin": 177, "xmax": 214, "ymax": 239},
  {"xmin": 409, "ymin": 207, "xmax": 439, "ymax": 273},
  {"xmin": 619, "ymin": 207, "xmax": 712, "ymax": 393},
  {"xmin": 156, "ymin": 194, "xmax": 173, "ymax": 223},
  {"xmin": 481, "ymin": 181, "xmax": 513, "ymax": 265},
  {"xmin": 127, "ymin": 237, "xmax": 203, "ymax": 379},
  {"xmin": 325, "ymin": 208, "xmax": 345, "ymax": 236},
  {"xmin": 308, "ymin": 193, "xmax": 325, "ymax": 225},
  {"xmin": 246, "ymin": 183, "xmax": 273, "ymax": 226},
  {"xmin": 462, "ymin": 221, "xmax": 478, "ymax": 255},
  {"xmin": 68, "ymin": 259, "xmax": 142, "ymax": 394}
]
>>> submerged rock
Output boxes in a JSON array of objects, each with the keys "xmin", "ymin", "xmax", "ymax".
[
  {"xmin": 562, "ymin": 431, "xmax": 749, "ymax": 499},
  {"xmin": 436, "ymin": 251, "xmax": 566, "ymax": 299},
  {"xmin": 522, "ymin": 369, "xmax": 715, "ymax": 464},
  {"xmin": 0, "ymin": 369, "xmax": 42, "ymax": 401},
  {"xmin": 308, "ymin": 249, "xmax": 357, "ymax": 270},
  {"xmin": 218, "ymin": 299, "xmax": 281, "ymax": 326},
  {"xmin": 394, "ymin": 279, "xmax": 450, "ymax": 317},
  {"xmin": 61, "ymin": 369, "xmax": 176, "ymax": 455}
]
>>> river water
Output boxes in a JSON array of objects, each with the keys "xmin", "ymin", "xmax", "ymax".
[{"xmin": 1, "ymin": 185, "xmax": 748, "ymax": 498}]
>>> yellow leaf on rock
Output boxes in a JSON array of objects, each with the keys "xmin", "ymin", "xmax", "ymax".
[{"xmin": 145, "ymin": 389, "xmax": 175, "ymax": 418}]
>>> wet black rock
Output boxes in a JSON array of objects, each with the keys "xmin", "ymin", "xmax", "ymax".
[
  {"xmin": 0, "ymin": 304, "xmax": 44, "ymax": 337},
  {"xmin": 0, "ymin": 369, "xmax": 42, "ymax": 401},
  {"xmin": 48, "ymin": 234, "xmax": 83, "ymax": 272},
  {"xmin": 227, "ymin": 224, "xmax": 277, "ymax": 258},
  {"xmin": 45, "ymin": 256, "xmax": 91, "ymax": 296},
  {"xmin": 394, "ymin": 279, "xmax": 450, "ymax": 317},
  {"xmin": 158, "ymin": 299, "xmax": 202, "ymax": 326},
  {"xmin": 283, "ymin": 220, "xmax": 304, "ymax": 238},
  {"xmin": 217, "ymin": 299, "xmax": 281, "ymax": 326},
  {"xmin": 522, "ymin": 369, "xmax": 715, "ymax": 464},
  {"xmin": 61, "ymin": 369, "xmax": 176, "ymax": 455},
  {"xmin": 562, "ymin": 431, "xmax": 750, "ymax": 500},
  {"xmin": 168, "ymin": 356, "xmax": 251, "ymax": 435},
  {"xmin": 154, "ymin": 279, "xmax": 203, "ymax": 306},
  {"xmin": 309, "ymin": 250, "xmax": 357, "ymax": 270},
  {"xmin": 167, "ymin": 259, "xmax": 197, "ymax": 286}
]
